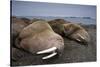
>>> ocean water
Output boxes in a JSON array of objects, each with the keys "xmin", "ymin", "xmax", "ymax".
[{"xmin": 18, "ymin": 16, "xmax": 96, "ymax": 25}]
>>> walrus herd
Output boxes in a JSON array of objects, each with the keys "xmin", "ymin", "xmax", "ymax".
[{"xmin": 11, "ymin": 17, "xmax": 90, "ymax": 60}]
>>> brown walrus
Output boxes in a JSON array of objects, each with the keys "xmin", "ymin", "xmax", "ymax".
[
  {"xmin": 11, "ymin": 16, "xmax": 29, "ymax": 47},
  {"xmin": 48, "ymin": 19, "xmax": 90, "ymax": 45},
  {"xmin": 29, "ymin": 18, "xmax": 45, "ymax": 24},
  {"xmin": 16, "ymin": 20, "xmax": 64, "ymax": 59},
  {"xmin": 20, "ymin": 17, "xmax": 31, "ymax": 25},
  {"xmin": 63, "ymin": 23, "xmax": 90, "ymax": 45},
  {"xmin": 47, "ymin": 19, "xmax": 70, "ymax": 35}
]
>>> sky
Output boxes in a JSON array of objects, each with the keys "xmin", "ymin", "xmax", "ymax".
[{"xmin": 11, "ymin": 0, "xmax": 96, "ymax": 19}]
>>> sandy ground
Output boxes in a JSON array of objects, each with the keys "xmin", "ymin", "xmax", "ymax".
[{"xmin": 11, "ymin": 28, "xmax": 96, "ymax": 66}]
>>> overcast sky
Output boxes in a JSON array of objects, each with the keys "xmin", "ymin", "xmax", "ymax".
[{"xmin": 11, "ymin": 1, "xmax": 96, "ymax": 19}]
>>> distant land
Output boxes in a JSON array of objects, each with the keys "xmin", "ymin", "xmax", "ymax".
[{"xmin": 14, "ymin": 16, "xmax": 96, "ymax": 25}]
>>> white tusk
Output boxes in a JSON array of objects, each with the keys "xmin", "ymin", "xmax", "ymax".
[
  {"xmin": 77, "ymin": 33, "xmax": 85, "ymax": 40},
  {"xmin": 42, "ymin": 52, "xmax": 57, "ymax": 59},
  {"xmin": 76, "ymin": 39, "xmax": 81, "ymax": 41},
  {"xmin": 37, "ymin": 47, "xmax": 57, "ymax": 54}
]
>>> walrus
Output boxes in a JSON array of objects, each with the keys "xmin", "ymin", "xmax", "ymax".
[
  {"xmin": 48, "ymin": 19, "xmax": 70, "ymax": 25},
  {"xmin": 48, "ymin": 19, "xmax": 90, "ymax": 45},
  {"xmin": 11, "ymin": 16, "xmax": 29, "ymax": 47},
  {"xmin": 16, "ymin": 20, "xmax": 64, "ymax": 59},
  {"xmin": 47, "ymin": 19, "xmax": 70, "ymax": 35},
  {"xmin": 20, "ymin": 17, "xmax": 31, "ymax": 25},
  {"xmin": 63, "ymin": 23, "xmax": 90, "ymax": 45},
  {"xmin": 11, "ymin": 16, "xmax": 29, "ymax": 37},
  {"xmin": 29, "ymin": 18, "xmax": 45, "ymax": 24}
]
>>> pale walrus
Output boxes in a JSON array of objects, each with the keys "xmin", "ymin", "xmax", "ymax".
[{"xmin": 16, "ymin": 20, "xmax": 64, "ymax": 60}]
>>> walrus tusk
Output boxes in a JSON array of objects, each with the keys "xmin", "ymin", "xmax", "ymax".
[
  {"xmin": 37, "ymin": 47, "xmax": 57, "ymax": 54},
  {"xmin": 76, "ymin": 39, "xmax": 81, "ymax": 42},
  {"xmin": 77, "ymin": 33, "xmax": 85, "ymax": 40},
  {"xmin": 42, "ymin": 52, "xmax": 57, "ymax": 59}
]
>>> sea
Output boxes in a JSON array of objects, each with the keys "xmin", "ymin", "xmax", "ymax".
[{"xmin": 17, "ymin": 16, "xmax": 96, "ymax": 25}]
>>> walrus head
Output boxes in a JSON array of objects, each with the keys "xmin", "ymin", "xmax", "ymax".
[
  {"xmin": 17, "ymin": 21, "xmax": 64, "ymax": 60},
  {"xmin": 48, "ymin": 19, "xmax": 90, "ymax": 46},
  {"xmin": 63, "ymin": 23, "xmax": 90, "ymax": 46}
]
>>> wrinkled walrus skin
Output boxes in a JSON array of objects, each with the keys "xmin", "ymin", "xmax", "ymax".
[{"xmin": 16, "ymin": 21, "xmax": 64, "ymax": 59}]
